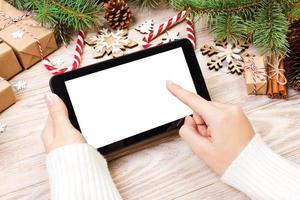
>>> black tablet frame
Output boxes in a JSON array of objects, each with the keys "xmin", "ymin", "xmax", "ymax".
[{"xmin": 50, "ymin": 39, "xmax": 210, "ymax": 155}]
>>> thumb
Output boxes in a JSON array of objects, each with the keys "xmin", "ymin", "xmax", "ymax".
[
  {"xmin": 45, "ymin": 93, "xmax": 70, "ymax": 130},
  {"xmin": 179, "ymin": 116, "xmax": 213, "ymax": 158}
]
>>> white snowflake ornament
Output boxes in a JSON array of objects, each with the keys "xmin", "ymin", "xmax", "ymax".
[
  {"xmin": 51, "ymin": 58, "xmax": 64, "ymax": 66},
  {"xmin": 85, "ymin": 28, "xmax": 138, "ymax": 58},
  {"xmin": 215, "ymin": 43, "xmax": 243, "ymax": 64},
  {"xmin": 0, "ymin": 122, "xmax": 7, "ymax": 133},
  {"xmin": 162, "ymin": 31, "xmax": 181, "ymax": 42},
  {"xmin": 14, "ymin": 80, "xmax": 27, "ymax": 91},
  {"xmin": 12, "ymin": 30, "xmax": 25, "ymax": 39},
  {"xmin": 135, "ymin": 20, "xmax": 154, "ymax": 34}
]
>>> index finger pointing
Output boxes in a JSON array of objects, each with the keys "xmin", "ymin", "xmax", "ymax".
[{"xmin": 166, "ymin": 80, "xmax": 218, "ymax": 121}]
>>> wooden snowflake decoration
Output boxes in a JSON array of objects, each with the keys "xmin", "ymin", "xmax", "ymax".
[
  {"xmin": 85, "ymin": 28, "xmax": 138, "ymax": 58},
  {"xmin": 135, "ymin": 20, "xmax": 154, "ymax": 34},
  {"xmin": 200, "ymin": 40, "xmax": 250, "ymax": 75}
]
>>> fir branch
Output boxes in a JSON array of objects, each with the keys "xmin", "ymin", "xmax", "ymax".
[
  {"xmin": 213, "ymin": 14, "xmax": 248, "ymax": 42},
  {"xmin": 48, "ymin": 0, "xmax": 101, "ymax": 31},
  {"xmin": 253, "ymin": 1, "xmax": 289, "ymax": 56},
  {"xmin": 7, "ymin": 0, "xmax": 37, "ymax": 10},
  {"xmin": 34, "ymin": 0, "xmax": 57, "ymax": 26},
  {"xmin": 290, "ymin": 6, "xmax": 300, "ymax": 21},
  {"xmin": 127, "ymin": 0, "xmax": 168, "ymax": 8},
  {"xmin": 276, "ymin": 0, "xmax": 299, "ymax": 21},
  {"xmin": 170, "ymin": 0, "xmax": 261, "ymax": 15},
  {"xmin": 276, "ymin": 0, "xmax": 297, "ymax": 10}
]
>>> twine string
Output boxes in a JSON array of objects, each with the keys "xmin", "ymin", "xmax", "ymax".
[
  {"xmin": 0, "ymin": 11, "xmax": 33, "ymax": 31},
  {"xmin": 267, "ymin": 57, "xmax": 287, "ymax": 86}
]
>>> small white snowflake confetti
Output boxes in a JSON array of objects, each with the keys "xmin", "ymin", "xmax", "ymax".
[
  {"xmin": 0, "ymin": 122, "xmax": 7, "ymax": 133},
  {"xmin": 135, "ymin": 20, "xmax": 154, "ymax": 34},
  {"xmin": 162, "ymin": 31, "xmax": 181, "ymax": 42},
  {"xmin": 14, "ymin": 80, "xmax": 27, "ymax": 91},
  {"xmin": 51, "ymin": 58, "xmax": 64, "ymax": 66},
  {"xmin": 85, "ymin": 28, "xmax": 138, "ymax": 58},
  {"xmin": 12, "ymin": 30, "xmax": 25, "ymax": 39}
]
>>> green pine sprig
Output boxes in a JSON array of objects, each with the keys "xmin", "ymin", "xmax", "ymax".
[
  {"xmin": 170, "ymin": 0, "xmax": 261, "ymax": 16},
  {"xmin": 213, "ymin": 14, "xmax": 249, "ymax": 42},
  {"xmin": 127, "ymin": 0, "xmax": 168, "ymax": 8},
  {"xmin": 290, "ymin": 6, "xmax": 300, "ymax": 21},
  {"xmin": 169, "ymin": 0, "xmax": 298, "ymax": 56},
  {"xmin": 253, "ymin": 0, "xmax": 289, "ymax": 56}
]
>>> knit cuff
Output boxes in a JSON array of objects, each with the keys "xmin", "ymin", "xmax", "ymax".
[
  {"xmin": 221, "ymin": 134, "xmax": 300, "ymax": 200},
  {"xmin": 46, "ymin": 143, "xmax": 122, "ymax": 200}
]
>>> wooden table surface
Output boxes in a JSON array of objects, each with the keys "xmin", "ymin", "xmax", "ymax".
[{"xmin": 1, "ymin": 8, "xmax": 300, "ymax": 200}]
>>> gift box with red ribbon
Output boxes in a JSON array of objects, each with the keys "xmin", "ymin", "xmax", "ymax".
[
  {"xmin": 244, "ymin": 55, "xmax": 267, "ymax": 95},
  {"xmin": 0, "ymin": 0, "xmax": 58, "ymax": 69}
]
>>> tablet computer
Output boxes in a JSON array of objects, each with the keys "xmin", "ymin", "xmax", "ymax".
[{"xmin": 50, "ymin": 39, "xmax": 210, "ymax": 154}]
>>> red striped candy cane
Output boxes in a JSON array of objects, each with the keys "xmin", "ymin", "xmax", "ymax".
[
  {"xmin": 142, "ymin": 10, "xmax": 195, "ymax": 49},
  {"xmin": 186, "ymin": 17, "xmax": 195, "ymax": 48},
  {"xmin": 44, "ymin": 31, "xmax": 85, "ymax": 75}
]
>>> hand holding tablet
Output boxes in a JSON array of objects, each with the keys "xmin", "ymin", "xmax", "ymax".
[
  {"xmin": 42, "ymin": 93, "xmax": 86, "ymax": 153},
  {"xmin": 44, "ymin": 79, "xmax": 255, "ymax": 176},
  {"xmin": 43, "ymin": 38, "xmax": 298, "ymax": 200},
  {"xmin": 50, "ymin": 39, "xmax": 210, "ymax": 154},
  {"xmin": 43, "ymin": 52, "xmax": 293, "ymax": 199}
]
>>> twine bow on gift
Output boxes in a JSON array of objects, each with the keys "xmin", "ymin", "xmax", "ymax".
[
  {"xmin": 244, "ymin": 57, "xmax": 267, "ymax": 94},
  {"xmin": 267, "ymin": 57, "xmax": 287, "ymax": 86},
  {"xmin": 0, "ymin": 11, "xmax": 33, "ymax": 31}
]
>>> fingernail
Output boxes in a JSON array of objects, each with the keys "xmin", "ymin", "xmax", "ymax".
[
  {"xmin": 166, "ymin": 80, "xmax": 174, "ymax": 85},
  {"xmin": 45, "ymin": 93, "xmax": 54, "ymax": 107},
  {"xmin": 185, "ymin": 115, "xmax": 192, "ymax": 120}
]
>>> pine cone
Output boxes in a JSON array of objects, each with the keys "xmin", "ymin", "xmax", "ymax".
[
  {"xmin": 104, "ymin": 0, "xmax": 132, "ymax": 30},
  {"xmin": 285, "ymin": 20, "xmax": 300, "ymax": 91}
]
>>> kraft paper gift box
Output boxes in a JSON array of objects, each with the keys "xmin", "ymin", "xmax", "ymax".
[
  {"xmin": 0, "ymin": 77, "xmax": 16, "ymax": 112},
  {"xmin": 244, "ymin": 56, "xmax": 267, "ymax": 95},
  {"xmin": 0, "ymin": 40, "xmax": 22, "ymax": 80},
  {"xmin": 0, "ymin": 0, "xmax": 58, "ymax": 69}
]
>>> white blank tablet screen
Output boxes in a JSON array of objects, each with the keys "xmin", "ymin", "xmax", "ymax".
[{"xmin": 65, "ymin": 47, "xmax": 196, "ymax": 148}]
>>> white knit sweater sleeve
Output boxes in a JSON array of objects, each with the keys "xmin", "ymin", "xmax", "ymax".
[
  {"xmin": 221, "ymin": 134, "xmax": 300, "ymax": 200},
  {"xmin": 46, "ymin": 143, "xmax": 122, "ymax": 200}
]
